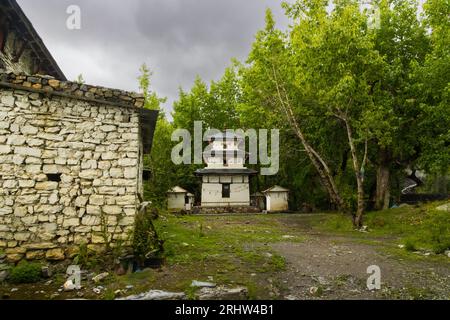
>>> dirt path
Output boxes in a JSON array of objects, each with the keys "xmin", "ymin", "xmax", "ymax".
[{"xmin": 271, "ymin": 216, "xmax": 450, "ymax": 300}]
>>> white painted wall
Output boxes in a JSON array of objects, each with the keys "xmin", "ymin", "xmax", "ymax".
[
  {"xmin": 266, "ymin": 192, "xmax": 289, "ymax": 212},
  {"xmin": 168, "ymin": 193, "xmax": 186, "ymax": 211},
  {"xmin": 201, "ymin": 181, "xmax": 250, "ymax": 207}
]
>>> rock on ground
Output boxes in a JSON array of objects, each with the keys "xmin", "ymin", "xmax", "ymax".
[{"xmin": 118, "ymin": 290, "xmax": 186, "ymax": 300}]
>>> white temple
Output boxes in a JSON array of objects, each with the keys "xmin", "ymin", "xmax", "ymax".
[{"xmin": 195, "ymin": 132, "xmax": 257, "ymax": 208}]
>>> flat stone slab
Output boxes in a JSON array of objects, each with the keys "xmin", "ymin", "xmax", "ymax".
[
  {"xmin": 196, "ymin": 286, "xmax": 249, "ymax": 300},
  {"xmin": 436, "ymin": 203, "xmax": 449, "ymax": 211},
  {"xmin": 118, "ymin": 290, "xmax": 186, "ymax": 300}
]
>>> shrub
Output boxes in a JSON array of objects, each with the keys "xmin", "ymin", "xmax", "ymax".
[
  {"xmin": 9, "ymin": 261, "xmax": 42, "ymax": 284},
  {"xmin": 132, "ymin": 206, "xmax": 164, "ymax": 268},
  {"xmin": 404, "ymin": 239, "xmax": 417, "ymax": 252},
  {"xmin": 371, "ymin": 216, "xmax": 386, "ymax": 228},
  {"xmin": 425, "ymin": 211, "xmax": 450, "ymax": 254}
]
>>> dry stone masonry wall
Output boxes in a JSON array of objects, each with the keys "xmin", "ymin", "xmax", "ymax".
[{"xmin": 0, "ymin": 72, "xmax": 146, "ymax": 263}]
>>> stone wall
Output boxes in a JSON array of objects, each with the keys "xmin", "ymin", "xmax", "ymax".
[{"xmin": 0, "ymin": 72, "xmax": 146, "ymax": 263}]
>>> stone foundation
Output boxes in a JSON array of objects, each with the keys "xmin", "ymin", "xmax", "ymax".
[
  {"xmin": 193, "ymin": 206, "xmax": 262, "ymax": 214},
  {"xmin": 0, "ymin": 72, "xmax": 146, "ymax": 263}
]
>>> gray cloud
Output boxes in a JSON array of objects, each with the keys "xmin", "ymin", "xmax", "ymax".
[{"xmin": 17, "ymin": 0, "xmax": 290, "ymax": 117}]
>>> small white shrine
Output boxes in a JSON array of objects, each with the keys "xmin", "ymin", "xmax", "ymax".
[
  {"xmin": 195, "ymin": 132, "xmax": 257, "ymax": 208},
  {"xmin": 167, "ymin": 186, "xmax": 195, "ymax": 212},
  {"xmin": 263, "ymin": 185, "xmax": 289, "ymax": 212}
]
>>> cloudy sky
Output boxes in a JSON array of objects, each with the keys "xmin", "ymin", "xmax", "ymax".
[{"xmin": 17, "ymin": 0, "xmax": 290, "ymax": 116}]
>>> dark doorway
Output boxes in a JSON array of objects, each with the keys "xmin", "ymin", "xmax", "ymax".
[{"xmin": 222, "ymin": 183, "xmax": 230, "ymax": 198}]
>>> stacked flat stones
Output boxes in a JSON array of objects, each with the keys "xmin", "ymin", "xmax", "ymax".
[
  {"xmin": 0, "ymin": 72, "xmax": 145, "ymax": 263},
  {"xmin": 0, "ymin": 72, "xmax": 145, "ymax": 108}
]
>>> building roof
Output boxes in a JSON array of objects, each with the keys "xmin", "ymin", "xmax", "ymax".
[
  {"xmin": 0, "ymin": 0, "xmax": 66, "ymax": 80},
  {"xmin": 206, "ymin": 131, "xmax": 245, "ymax": 141},
  {"xmin": 195, "ymin": 168, "xmax": 258, "ymax": 176},
  {"xmin": 167, "ymin": 186, "xmax": 189, "ymax": 194},
  {"xmin": 140, "ymin": 108, "xmax": 159, "ymax": 154},
  {"xmin": 263, "ymin": 185, "xmax": 290, "ymax": 193},
  {"xmin": 251, "ymin": 192, "xmax": 265, "ymax": 197},
  {"xmin": 203, "ymin": 150, "xmax": 248, "ymax": 156}
]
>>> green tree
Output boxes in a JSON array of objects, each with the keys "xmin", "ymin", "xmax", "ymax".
[{"xmin": 138, "ymin": 63, "xmax": 167, "ymax": 111}]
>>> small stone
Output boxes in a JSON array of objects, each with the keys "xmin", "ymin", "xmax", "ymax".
[
  {"xmin": 92, "ymin": 272, "xmax": 109, "ymax": 283},
  {"xmin": 41, "ymin": 266, "xmax": 52, "ymax": 278},
  {"xmin": 191, "ymin": 280, "xmax": 216, "ymax": 288},
  {"xmin": 46, "ymin": 248, "xmax": 65, "ymax": 261},
  {"xmin": 63, "ymin": 280, "xmax": 76, "ymax": 292},
  {"xmin": 35, "ymin": 181, "xmax": 59, "ymax": 190},
  {"xmin": 0, "ymin": 271, "xmax": 9, "ymax": 282},
  {"xmin": 0, "ymin": 145, "xmax": 11, "ymax": 154},
  {"xmin": 118, "ymin": 290, "xmax": 186, "ymax": 301},
  {"xmin": 7, "ymin": 135, "xmax": 26, "ymax": 146},
  {"xmin": 309, "ymin": 286, "xmax": 320, "ymax": 296},
  {"xmin": 1, "ymin": 96, "xmax": 15, "ymax": 106},
  {"xmin": 14, "ymin": 147, "xmax": 41, "ymax": 158},
  {"xmin": 48, "ymin": 79, "xmax": 60, "ymax": 87}
]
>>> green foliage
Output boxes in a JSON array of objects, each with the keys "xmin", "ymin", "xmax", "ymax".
[
  {"xmin": 75, "ymin": 74, "xmax": 85, "ymax": 84},
  {"xmin": 404, "ymin": 209, "xmax": 450, "ymax": 254},
  {"xmin": 150, "ymin": 1, "xmax": 449, "ymax": 214},
  {"xmin": 404, "ymin": 239, "xmax": 417, "ymax": 252},
  {"xmin": 132, "ymin": 207, "xmax": 163, "ymax": 267},
  {"xmin": 9, "ymin": 261, "xmax": 42, "ymax": 284},
  {"xmin": 73, "ymin": 243, "xmax": 90, "ymax": 267},
  {"xmin": 319, "ymin": 202, "xmax": 450, "ymax": 254},
  {"xmin": 138, "ymin": 63, "xmax": 167, "ymax": 111}
]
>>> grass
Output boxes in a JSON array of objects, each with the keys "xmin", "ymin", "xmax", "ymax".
[
  {"xmin": 316, "ymin": 201, "xmax": 450, "ymax": 255},
  {"xmin": 157, "ymin": 214, "xmax": 302, "ymax": 266},
  {"xmin": 9, "ymin": 261, "xmax": 42, "ymax": 284},
  {"xmin": 107, "ymin": 212, "xmax": 304, "ymax": 299}
]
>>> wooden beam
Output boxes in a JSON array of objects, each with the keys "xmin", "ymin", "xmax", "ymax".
[{"xmin": 12, "ymin": 39, "xmax": 26, "ymax": 62}]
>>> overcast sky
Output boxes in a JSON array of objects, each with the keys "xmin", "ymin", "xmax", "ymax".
[{"xmin": 17, "ymin": 0, "xmax": 290, "ymax": 116}]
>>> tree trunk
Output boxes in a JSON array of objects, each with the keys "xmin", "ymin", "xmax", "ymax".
[
  {"xmin": 270, "ymin": 67, "xmax": 346, "ymax": 212},
  {"xmin": 354, "ymin": 175, "xmax": 365, "ymax": 228},
  {"xmin": 375, "ymin": 162, "xmax": 390, "ymax": 210},
  {"xmin": 343, "ymin": 118, "xmax": 366, "ymax": 229}
]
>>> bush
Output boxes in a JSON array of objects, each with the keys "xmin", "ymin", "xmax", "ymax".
[
  {"xmin": 9, "ymin": 261, "xmax": 42, "ymax": 284},
  {"xmin": 404, "ymin": 239, "xmax": 417, "ymax": 252},
  {"xmin": 132, "ymin": 206, "xmax": 164, "ymax": 268},
  {"xmin": 402, "ymin": 209, "xmax": 450, "ymax": 254},
  {"xmin": 426, "ymin": 211, "xmax": 450, "ymax": 254}
]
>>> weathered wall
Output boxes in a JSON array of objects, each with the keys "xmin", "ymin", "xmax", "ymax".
[
  {"xmin": 167, "ymin": 193, "xmax": 186, "ymax": 211},
  {"xmin": 0, "ymin": 73, "xmax": 145, "ymax": 263},
  {"xmin": 266, "ymin": 192, "xmax": 289, "ymax": 212},
  {"xmin": 201, "ymin": 175, "xmax": 250, "ymax": 207}
]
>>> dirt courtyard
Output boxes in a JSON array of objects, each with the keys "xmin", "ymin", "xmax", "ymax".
[{"xmin": 1, "ymin": 213, "xmax": 448, "ymax": 300}]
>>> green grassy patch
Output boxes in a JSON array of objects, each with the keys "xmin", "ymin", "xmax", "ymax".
[
  {"xmin": 9, "ymin": 261, "xmax": 42, "ymax": 284},
  {"xmin": 121, "ymin": 213, "xmax": 304, "ymax": 298},
  {"xmin": 316, "ymin": 202, "xmax": 450, "ymax": 255}
]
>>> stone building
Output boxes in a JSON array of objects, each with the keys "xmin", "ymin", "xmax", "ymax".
[
  {"xmin": 195, "ymin": 132, "xmax": 257, "ymax": 210},
  {"xmin": 0, "ymin": 1, "xmax": 158, "ymax": 263}
]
